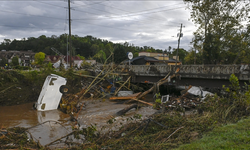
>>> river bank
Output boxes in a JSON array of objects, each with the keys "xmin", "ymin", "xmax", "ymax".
[
  {"xmin": 0, "ymin": 68, "xmax": 84, "ymax": 106},
  {"xmin": 1, "ymin": 69, "xmax": 250, "ymax": 149}
]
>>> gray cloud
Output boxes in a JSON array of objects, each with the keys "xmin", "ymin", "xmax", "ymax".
[{"xmin": 0, "ymin": 0, "xmax": 196, "ymax": 51}]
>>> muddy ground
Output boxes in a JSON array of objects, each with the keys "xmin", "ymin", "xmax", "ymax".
[{"xmin": 0, "ymin": 70, "xmax": 40, "ymax": 106}]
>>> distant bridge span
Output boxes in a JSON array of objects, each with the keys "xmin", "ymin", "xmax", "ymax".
[{"xmin": 114, "ymin": 65, "xmax": 250, "ymax": 88}]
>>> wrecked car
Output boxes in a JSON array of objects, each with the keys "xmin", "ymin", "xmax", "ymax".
[{"xmin": 34, "ymin": 74, "xmax": 68, "ymax": 111}]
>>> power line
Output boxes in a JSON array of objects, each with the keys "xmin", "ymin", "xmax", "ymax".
[
  {"xmin": 0, "ymin": 24, "xmax": 61, "ymax": 30},
  {"xmin": 72, "ymin": 2, "xmax": 185, "ymax": 22},
  {"xmin": 67, "ymin": 0, "xmax": 185, "ymax": 28},
  {"xmin": 73, "ymin": 20, "xmax": 138, "ymax": 32},
  {"xmin": 0, "ymin": 9, "xmax": 65, "ymax": 20},
  {"xmin": 73, "ymin": 19, "xmax": 179, "ymax": 36},
  {"xmin": 98, "ymin": 1, "xmax": 185, "ymax": 24},
  {"xmin": 72, "ymin": 6, "xmax": 185, "ymax": 21},
  {"xmin": 99, "ymin": 2, "xmax": 184, "ymax": 16},
  {"xmin": 0, "ymin": 1, "xmax": 184, "ymax": 27},
  {"xmin": 71, "ymin": 0, "xmax": 106, "ymax": 8},
  {"xmin": 33, "ymin": 0, "xmax": 67, "ymax": 9},
  {"xmin": 71, "ymin": 6, "xmax": 184, "ymax": 29},
  {"xmin": 0, "ymin": 6, "xmax": 178, "ymax": 33},
  {"xmin": 71, "ymin": 1, "xmax": 183, "ymax": 15},
  {"xmin": 69, "ymin": 2, "xmax": 185, "ymax": 41}
]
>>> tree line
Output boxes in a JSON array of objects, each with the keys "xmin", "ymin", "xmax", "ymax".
[{"xmin": 0, "ymin": 34, "xmax": 186, "ymax": 64}]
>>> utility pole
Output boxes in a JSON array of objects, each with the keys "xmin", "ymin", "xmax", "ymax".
[
  {"xmin": 68, "ymin": 0, "xmax": 72, "ymax": 68},
  {"xmin": 67, "ymin": 34, "xmax": 68, "ymax": 65},
  {"xmin": 163, "ymin": 50, "xmax": 165, "ymax": 62},
  {"xmin": 175, "ymin": 23, "xmax": 183, "ymax": 66},
  {"xmin": 194, "ymin": 47, "xmax": 196, "ymax": 64}
]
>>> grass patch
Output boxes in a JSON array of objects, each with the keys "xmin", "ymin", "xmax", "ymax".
[{"xmin": 176, "ymin": 117, "xmax": 250, "ymax": 150}]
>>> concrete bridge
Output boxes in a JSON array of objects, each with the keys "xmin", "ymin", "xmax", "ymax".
[{"xmin": 115, "ymin": 65, "xmax": 250, "ymax": 88}]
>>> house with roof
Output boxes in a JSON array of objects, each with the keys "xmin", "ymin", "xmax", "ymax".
[
  {"xmin": 44, "ymin": 55, "xmax": 85, "ymax": 68},
  {"xmin": 123, "ymin": 55, "xmax": 181, "ymax": 66},
  {"xmin": 64, "ymin": 56, "xmax": 82, "ymax": 67},
  {"xmin": 0, "ymin": 50, "xmax": 36, "ymax": 66},
  {"xmin": 124, "ymin": 56, "xmax": 160, "ymax": 65},
  {"xmin": 138, "ymin": 51, "xmax": 181, "ymax": 65},
  {"xmin": 44, "ymin": 55, "xmax": 64, "ymax": 64},
  {"xmin": 139, "ymin": 52, "xmax": 169, "ymax": 61}
]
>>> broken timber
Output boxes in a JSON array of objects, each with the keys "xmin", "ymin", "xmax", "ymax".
[
  {"xmin": 114, "ymin": 76, "xmax": 131, "ymax": 96},
  {"xmin": 110, "ymin": 68, "xmax": 180, "ymax": 106},
  {"xmin": 109, "ymin": 92, "xmax": 141, "ymax": 100}
]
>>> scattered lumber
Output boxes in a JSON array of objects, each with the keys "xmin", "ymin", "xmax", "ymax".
[
  {"xmin": 114, "ymin": 76, "xmax": 131, "ymax": 96},
  {"xmin": 112, "ymin": 68, "xmax": 180, "ymax": 107},
  {"xmin": 109, "ymin": 92, "xmax": 141, "ymax": 100},
  {"xmin": 137, "ymin": 74, "xmax": 174, "ymax": 100},
  {"xmin": 131, "ymin": 98, "xmax": 154, "ymax": 106}
]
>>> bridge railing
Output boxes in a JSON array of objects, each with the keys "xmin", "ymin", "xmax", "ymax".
[
  {"xmin": 179, "ymin": 65, "xmax": 241, "ymax": 74},
  {"xmin": 98, "ymin": 64, "xmax": 250, "ymax": 80},
  {"xmin": 116, "ymin": 65, "xmax": 244, "ymax": 74}
]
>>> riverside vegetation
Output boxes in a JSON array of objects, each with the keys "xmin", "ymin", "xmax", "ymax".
[{"xmin": 1, "ymin": 67, "xmax": 250, "ymax": 149}]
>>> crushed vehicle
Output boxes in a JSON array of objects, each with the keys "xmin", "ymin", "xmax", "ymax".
[{"xmin": 34, "ymin": 74, "xmax": 69, "ymax": 111}]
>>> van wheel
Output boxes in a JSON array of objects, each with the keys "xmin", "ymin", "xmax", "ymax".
[{"xmin": 60, "ymin": 85, "xmax": 69, "ymax": 94}]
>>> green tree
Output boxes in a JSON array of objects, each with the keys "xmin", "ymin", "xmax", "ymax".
[
  {"xmin": 184, "ymin": 0, "xmax": 250, "ymax": 64},
  {"xmin": 1, "ymin": 39, "xmax": 11, "ymax": 50},
  {"xmin": 76, "ymin": 54, "xmax": 85, "ymax": 60},
  {"xmin": 184, "ymin": 48, "xmax": 203, "ymax": 65},
  {"xmin": 134, "ymin": 52, "xmax": 139, "ymax": 57},
  {"xmin": 93, "ymin": 50, "xmax": 106, "ymax": 63},
  {"xmin": 90, "ymin": 44, "xmax": 99, "ymax": 56},
  {"xmin": 34, "ymin": 52, "xmax": 45, "ymax": 65},
  {"xmin": 11, "ymin": 56, "xmax": 19, "ymax": 66},
  {"xmin": 0, "ymin": 57, "xmax": 8, "ymax": 67},
  {"xmin": 104, "ymin": 43, "xmax": 114, "ymax": 63},
  {"xmin": 172, "ymin": 48, "xmax": 188, "ymax": 64},
  {"xmin": 114, "ymin": 45, "xmax": 127, "ymax": 64}
]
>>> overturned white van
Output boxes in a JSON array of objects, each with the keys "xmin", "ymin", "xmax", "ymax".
[{"xmin": 35, "ymin": 74, "xmax": 68, "ymax": 111}]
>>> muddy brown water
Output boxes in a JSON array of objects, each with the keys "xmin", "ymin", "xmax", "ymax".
[{"xmin": 0, "ymin": 98, "xmax": 156, "ymax": 147}]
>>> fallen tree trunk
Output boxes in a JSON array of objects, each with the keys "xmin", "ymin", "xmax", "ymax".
[
  {"xmin": 128, "ymin": 68, "xmax": 180, "ymax": 106},
  {"xmin": 109, "ymin": 92, "xmax": 141, "ymax": 100},
  {"xmin": 114, "ymin": 76, "xmax": 131, "ymax": 96},
  {"xmin": 116, "ymin": 104, "xmax": 141, "ymax": 116},
  {"xmin": 137, "ymin": 74, "xmax": 176, "ymax": 100}
]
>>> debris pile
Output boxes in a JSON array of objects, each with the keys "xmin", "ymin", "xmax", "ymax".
[
  {"xmin": 0, "ymin": 127, "xmax": 41, "ymax": 149},
  {"xmin": 59, "ymin": 67, "xmax": 139, "ymax": 115},
  {"xmin": 164, "ymin": 86, "xmax": 214, "ymax": 109},
  {"xmin": 168, "ymin": 95, "xmax": 203, "ymax": 109}
]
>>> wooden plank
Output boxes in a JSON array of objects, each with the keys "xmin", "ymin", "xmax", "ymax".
[
  {"xmin": 131, "ymin": 98, "xmax": 154, "ymax": 106},
  {"xmin": 114, "ymin": 76, "xmax": 131, "ymax": 96},
  {"xmin": 109, "ymin": 92, "xmax": 141, "ymax": 100}
]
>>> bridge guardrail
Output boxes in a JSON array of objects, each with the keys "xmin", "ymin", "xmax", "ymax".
[{"xmin": 98, "ymin": 64, "xmax": 250, "ymax": 80}]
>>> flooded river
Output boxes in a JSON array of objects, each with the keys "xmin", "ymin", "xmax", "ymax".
[
  {"xmin": 0, "ymin": 103, "xmax": 69, "ymax": 128},
  {"xmin": 0, "ymin": 99, "xmax": 156, "ymax": 147}
]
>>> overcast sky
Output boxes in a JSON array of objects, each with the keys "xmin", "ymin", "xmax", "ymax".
[{"xmin": 0, "ymin": 0, "xmax": 196, "ymax": 51}]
